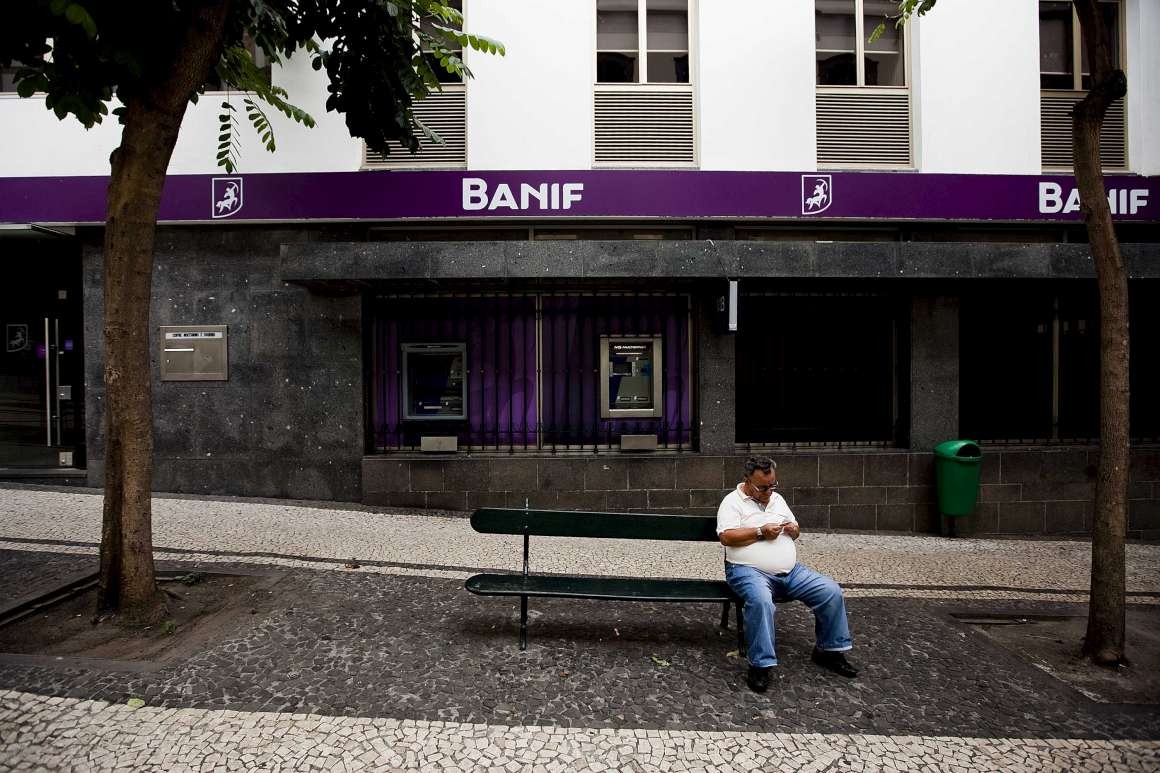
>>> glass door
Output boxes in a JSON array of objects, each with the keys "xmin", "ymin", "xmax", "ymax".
[{"xmin": 0, "ymin": 241, "xmax": 84, "ymax": 467}]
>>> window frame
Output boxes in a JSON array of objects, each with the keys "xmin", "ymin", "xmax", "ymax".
[
  {"xmin": 418, "ymin": 0, "xmax": 465, "ymax": 85},
  {"xmin": 596, "ymin": 0, "xmax": 692, "ymax": 85},
  {"xmin": 1039, "ymin": 0, "xmax": 1124, "ymax": 92},
  {"xmin": 815, "ymin": 0, "xmax": 909, "ymax": 89}
]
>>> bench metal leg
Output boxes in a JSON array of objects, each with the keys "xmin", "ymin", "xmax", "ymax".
[
  {"xmin": 735, "ymin": 601, "xmax": 745, "ymax": 653},
  {"xmin": 519, "ymin": 595, "xmax": 528, "ymax": 651},
  {"xmin": 719, "ymin": 601, "xmax": 730, "ymax": 629}
]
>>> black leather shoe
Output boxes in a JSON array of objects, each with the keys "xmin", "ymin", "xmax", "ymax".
[
  {"xmin": 746, "ymin": 665, "xmax": 773, "ymax": 693},
  {"xmin": 811, "ymin": 649, "xmax": 859, "ymax": 678}
]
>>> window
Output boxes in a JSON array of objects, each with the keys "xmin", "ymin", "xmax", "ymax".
[
  {"xmin": 816, "ymin": 0, "xmax": 905, "ymax": 87},
  {"xmin": 364, "ymin": 0, "xmax": 466, "ymax": 167},
  {"xmin": 597, "ymin": 0, "xmax": 689, "ymax": 84},
  {"xmin": 401, "ymin": 343, "xmax": 467, "ymax": 421},
  {"xmin": 370, "ymin": 293, "xmax": 693, "ymax": 452},
  {"xmin": 815, "ymin": 0, "xmax": 911, "ymax": 167},
  {"xmin": 961, "ymin": 284, "xmax": 1099, "ymax": 443},
  {"xmin": 1039, "ymin": 0, "xmax": 1120, "ymax": 91},
  {"xmin": 420, "ymin": 0, "xmax": 463, "ymax": 84},
  {"xmin": 204, "ymin": 36, "xmax": 271, "ymax": 92},
  {"xmin": 735, "ymin": 291, "xmax": 906, "ymax": 447},
  {"xmin": 2, "ymin": 64, "xmax": 25, "ymax": 93},
  {"xmin": 1038, "ymin": 1, "xmax": 1126, "ymax": 170}
]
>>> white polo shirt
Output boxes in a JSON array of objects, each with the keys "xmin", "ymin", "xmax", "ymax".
[{"xmin": 716, "ymin": 484, "xmax": 798, "ymax": 575}]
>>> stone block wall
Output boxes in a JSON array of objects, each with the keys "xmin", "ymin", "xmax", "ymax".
[
  {"xmin": 83, "ymin": 228, "xmax": 365, "ymax": 502},
  {"xmin": 363, "ymin": 448, "xmax": 1160, "ymax": 538}
]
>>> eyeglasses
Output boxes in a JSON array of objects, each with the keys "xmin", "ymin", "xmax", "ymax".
[{"xmin": 749, "ymin": 481, "xmax": 780, "ymax": 492}]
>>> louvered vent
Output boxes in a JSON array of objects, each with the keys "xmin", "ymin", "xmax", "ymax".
[
  {"xmin": 594, "ymin": 88, "xmax": 695, "ymax": 166},
  {"xmin": 1041, "ymin": 93, "xmax": 1127, "ymax": 170},
  {"xmin": 816, "ymin": 90, "xmax": 911, "ymax": 167},
  {"xmin": 364, "ymin": 88, "xmax": 466, "ymax": 168}
]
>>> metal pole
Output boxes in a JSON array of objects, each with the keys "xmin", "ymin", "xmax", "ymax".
[
  {"xmin": 53, "ymin": 318, "xmax": 62, "ymax": 446},
  {"xmin": 43, "ymin": 318, "xmax": 51, "ymax": 447}
]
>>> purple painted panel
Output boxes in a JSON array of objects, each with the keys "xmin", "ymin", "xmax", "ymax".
[
  {"xmin": 541, "ymin": 294, "xmax": 691, "ymax": 447},
  {"xmin": 2, "ymin": 170, "xmax": 1156, "ymax": 224},
  {"xmin": 372, "ymin": 296, "xmax": 537, "ymax": 449}
]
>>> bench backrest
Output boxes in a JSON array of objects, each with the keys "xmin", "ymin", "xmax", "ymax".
[{"xmin": 470, "ymin": 507, "xmax": 720, "ymax": 542}]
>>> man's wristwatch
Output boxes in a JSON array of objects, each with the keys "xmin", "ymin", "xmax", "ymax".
[{"xmin": 754, "ymin": 525, "xmax": 764, "ymax": 541}]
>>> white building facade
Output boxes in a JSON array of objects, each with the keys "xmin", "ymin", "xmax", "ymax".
[{"xmin": 1, "ymin": 1, "xmax": 1158, "ymax": 536}]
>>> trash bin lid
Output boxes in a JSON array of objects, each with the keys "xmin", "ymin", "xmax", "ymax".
[{"xmin": 934, "ymin": 439, "xmax": 983, "ymax": 460}]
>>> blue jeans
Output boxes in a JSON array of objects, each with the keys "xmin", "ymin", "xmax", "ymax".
[{"xmin": 725, "ymin": 561, "xmax": 853, "ymax": 668}]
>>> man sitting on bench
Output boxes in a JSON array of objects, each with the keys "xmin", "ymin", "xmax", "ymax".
[{"xmin": 718, "ymin": 455, "xmax": 858, "ymax": 692}]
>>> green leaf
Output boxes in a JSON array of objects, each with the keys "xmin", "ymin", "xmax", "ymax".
[
  {"xmin": 126, "ymin": 698, "xmax": 145, "ymax": 709},
  {"xmin": 649, "ymin": 654, "xmax": 671, "ymax": 668},
  {"xmin": 64, "ymin": 4, "xmax": 98, "ymax": 38}
]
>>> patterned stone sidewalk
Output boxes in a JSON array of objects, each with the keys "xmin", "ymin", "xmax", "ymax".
[
  {"xmin": 3, "ymin": 690, "xmax": 1159, "ymax": 773},
  {"xmin": 2, "ymin": 486, "xmax": 1159, "ymax": 771},
  {"xmin": 3, "ymin": 485, "xmax": 1160, "ymax": 603}
]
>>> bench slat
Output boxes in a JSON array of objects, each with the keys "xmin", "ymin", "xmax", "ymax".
[
  {"xmin": 470, "ymin": 508, "xmax": 721, "ymax": 541},
  {"xmin": 466, "ymin": 573, "xmax": 735, "ymax": 603}
]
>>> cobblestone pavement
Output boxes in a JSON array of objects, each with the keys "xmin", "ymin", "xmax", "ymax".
[{"xmin": 1, "ymin": 485, "xmax": 1159, "ymax": 771}]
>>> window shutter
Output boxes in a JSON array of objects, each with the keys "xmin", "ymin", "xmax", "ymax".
[
  {"xmin": 594, "ymin": 87, "xmax": 695, "ymax": 166},
  {"xmin": 364, "ymin": 88, "xmax": 466, "ymax": 168},
  {"xmin": 1041, "ymin": 93, "xmax": 1127, "ymax": 170},
  {"xmin": 816, "ymin": 90, "xmax": 911, "ymax": 168}
]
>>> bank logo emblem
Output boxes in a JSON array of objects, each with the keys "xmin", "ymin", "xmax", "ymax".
[
  {"xmin": 211, "ymin": 177, "xmax": 243, "ymax": 219},
  {"xmin": 801, "ymin": 175, "xmax": 832, "ymax": 215},
  {"xmin": 6, "ymin": 324, "xmax": 29, "ymax": 353}
]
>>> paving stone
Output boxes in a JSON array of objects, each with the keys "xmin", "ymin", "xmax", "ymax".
[{"xmin": 1, "ymin": 485, "xmax": 1159, "ymax": 771}]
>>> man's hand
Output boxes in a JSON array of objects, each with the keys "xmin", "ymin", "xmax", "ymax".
[
  {"xmin": 759, "ymin": 522, "xmax": 783, "ymax": 541},
  {"xmin": 782, "ymin": 522, "xmax": 800, "ymax": 540}
]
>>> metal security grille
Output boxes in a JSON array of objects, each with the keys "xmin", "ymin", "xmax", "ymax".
[
  {"xmin": 1041, "ymin": 93, "xmax": 1127, "ymax": 170},
  {"xmin": 960, "ymin": 285, "xmax": 1100, "ymax": 445},
  {"xmin": 370, "ymin": 291, "xmax": 693, "ymax": 452},
  {"xmin": 364, "ymin": 87, "xmax": 466, "ymax": 168},
  {"xmin": 735, "ymin": 291, "xmax": 904, "ymax": 449},
  {"xmin": 816, "ymin": 89, "xmax": 911, "ymax": 168},
  {"xmin": 594, "ymin": 87, "xmax": 696, "ymax": 166}
]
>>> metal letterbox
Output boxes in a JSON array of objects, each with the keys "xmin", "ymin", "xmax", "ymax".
[{"xmin": 160, "ymin": 325, "xmax": 228, "ymax": 381}]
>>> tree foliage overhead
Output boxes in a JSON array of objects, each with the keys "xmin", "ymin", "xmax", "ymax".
[
  {"xmin": 0, "ymin": 0, "xmax": 504, "ymax": 161},
  {"xmin": 0, "ymin": 0, "xmax": 505, "ymax": 627}
]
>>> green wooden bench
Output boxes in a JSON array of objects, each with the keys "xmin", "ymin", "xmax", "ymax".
[{"xmin": 465, "ymin": 507, "xmax": 744, "ymax": 651}]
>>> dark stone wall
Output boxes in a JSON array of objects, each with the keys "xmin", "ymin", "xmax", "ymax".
[
  {"xmin": 83, "ymin": 228, "xmax": 364, "ymax": 501},
  {"xmin": 363, "ymin": 448, "xmax": 1160, "ymax": 539},
  {"xmin": 282, "ymin": 240, "xmax": 1160, "ymax": 283},
  {"xmin": 910, "ymin": 296, "xmax": 959, "ymax": 449},
  {"xmin": 76, "ymin": 228, "xmax": 1160, "ymax": 534}
]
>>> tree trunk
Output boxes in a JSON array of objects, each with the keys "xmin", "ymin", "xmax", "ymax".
[
  {"xmin": 1072, "ymin": 0, "xmax": 1129, "ymax": 666},
  {"xmin": 96, "ymin": 0, "xmax": 233, "ymax": 625}
]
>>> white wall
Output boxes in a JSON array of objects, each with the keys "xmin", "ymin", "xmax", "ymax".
[
  {"xmin": 698, "ymin": 0, "xmax": 816, "ymax": 171},
  {"xmin": 912, "ymin": 0, "xmax": 1041, "ymax": 174},
  {"xmin": 1127, "ymin": 0, "xmax": 1160, "ymax": 174},
  {"xmin": 168, "ymin": 52, "xmax": 362, "ymax": 175},
  {"xmin": 0, "ymin": 93, "xmax": 123, "ymax": 176},
  {"xmin": 0, "ymin": 51, "xmax": 361, "ymax": 178},
  {"xmin": 466, "ymin": 0, "xmax": 594, "ymax": 170}
]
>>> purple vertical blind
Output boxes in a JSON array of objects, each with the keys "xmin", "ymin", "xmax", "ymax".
[
  {"xmin": 371, "ymin": 295, "xmax": 538, "ymax": 450},
  {"xmin": 370, "ymin": 292, "xmax": 693, "ymax": 451},
  {"xmin": 540, "ymin": 294, "xmax": 692, "ymax": 448}
]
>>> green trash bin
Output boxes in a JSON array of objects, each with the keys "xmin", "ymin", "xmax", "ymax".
[{"xmin": 934, "ymin": 440, "xmax": 984, "ymax": 517}]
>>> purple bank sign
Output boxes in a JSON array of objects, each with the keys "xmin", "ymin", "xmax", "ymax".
[{"xmin": 0, "ymin": 170, "xmax": 1157, "ymax": 224}]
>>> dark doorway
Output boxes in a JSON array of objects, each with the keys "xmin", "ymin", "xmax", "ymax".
[{"xmin": 0, "ymin": 235, "xmax": 85, "ymax": 468}]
